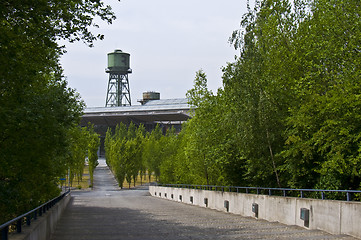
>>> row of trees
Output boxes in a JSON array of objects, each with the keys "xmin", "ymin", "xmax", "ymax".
[
  {"xmin": 105, "ymin": 123, "xmax": 166, "ymax": 188},
  {"xmin": 0, "ymin": 0, "xmax": 114, "ymax": 224},
  {"xmin": 173, "ymin": 0, "xmax": 361, "ymax": 190},
  {"xmin": 106, "ymin": 0, "xmax": 361, "ymax": 192},
  {"xmin": 221, "ymin": 0, "xmax": 361, "ymax": 190},
  {"xmin": 67, "ymin": 125, "xmax": 100, "ymax": 188}
]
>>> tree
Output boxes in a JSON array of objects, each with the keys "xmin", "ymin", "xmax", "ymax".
[
  {"xmin": 104, "ymin": 128, "xmax": 113, "ymax": 167},
  {"xmin": 146, "ymin": 125, "xmax": 163, "ymax": 181},
  {"xmin": 0, "ymin": 0, "xmax": 116, "ymax": 223},
  {"xmin": 87, "ymin": 124, "xmax": 100, "ymax": 187},
  {"xmin": 282, "ymin": 0, "xmax": 361, "ymax": 190},
  {"xmin": 159, "ymin": 128, "xmax": 178, "ymax": 184},
  {"xmin": 134, "ymin": 124, "xmax": 146, "ymax": 185},
  {"xmin": 107, "ymin": 123, "xmax": 128, "ymax": 188},
  {"xmin": 124, "ymin": 122, "xmax": 137, "ymax": 188},
  {"xmin": 134, "ymin": 124, "xmax": 147, "ymax": 184},
  {"xmin": 124, "ymin": 138, "xmax": 137, "ymax": 188},
  {"xmin": 67, "ymin": 126, "xmax": 89, "ymax": 186},
  {"xmin": 184, "ymin": 71, "xmax": 223, "ymax": 185}
]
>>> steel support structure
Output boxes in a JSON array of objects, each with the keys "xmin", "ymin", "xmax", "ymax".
[{"xmin": 105, "ymin": 72, "xmax": 131, "ymax": 107}]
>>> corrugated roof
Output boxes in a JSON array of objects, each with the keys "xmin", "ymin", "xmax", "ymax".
[
  {"xmin": 144, "ymin": 98, "xmax": 189, "ymax": 106},
  {"xmin": 84, "ymin": 98, "xmax": 190, "ymax": 114},
  {"xmin": 81, "ymin": 98, "xmax": 192, "ymax": 126}
]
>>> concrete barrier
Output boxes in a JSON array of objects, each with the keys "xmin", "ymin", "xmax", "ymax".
[
  {"xmin": 9, "ymin": 193, "xmax": 71, "ymax": 240},
  {"xmin": 150, "ymin": 186, "xmax": 361, "ymax": 239}
]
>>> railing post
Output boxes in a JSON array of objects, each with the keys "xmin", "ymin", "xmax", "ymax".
[
  {"xmin": 347, "ymin": 192, "xmax": 351, "ymax": 202},
  {"xmin": 300, "ymin": 191, "xmax": 304, "ymax": 198},
  {"xmin": 269, "ymin": 189, "xmax": 272, "ymax": 196},
  {"xmin": 283, "ymin": 190, "xmax": 286, "ymax": 197},
  {"xmin": 26, "ymin": 215, "xmax": 31, "ymax": 226},
  {"xmin": 1, "ymin": 226, "xmax": 9, "ymax": 240},
  {"xmin": 16, "ymin": 219, "xmax": 22, "ymax": 233},
  {"xmin": 321, "ymin": 192, "xmax": 325, "ymax": 200}
]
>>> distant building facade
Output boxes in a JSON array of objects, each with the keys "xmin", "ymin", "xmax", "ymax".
[{"xmin": 80, "ymin": 98, "xmax": 192, "ymax": 156}]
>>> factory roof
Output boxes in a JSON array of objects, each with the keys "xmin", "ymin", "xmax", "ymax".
[{"xmin": 81, "ymin": 98, "xmax": 193, "ymax": 126}]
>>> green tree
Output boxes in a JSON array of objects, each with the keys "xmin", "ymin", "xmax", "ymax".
[
  {"xmin": 124, "ymin": 138, "xmax": 137, "ymax": 188},
  {"xmin": 68, "ymin": 126, "xmax": 89, "ymax": 186},
  {"xmin": 282, "ymin": 0, "xmax": 361, "ymax": 190},
  {"xmin": 159, "ymin": 128, "xmax": 178, "ymax": 183},
  {"xmin": 0, "ymin": 0, "xmax": 116, "ymax": 223},
  {"xmin": 134, "ymin": 124, "xmax": 146, "ymax": 185},
  {"xmin": 109, "ymin": 123, "xmax": 128, "ymax": 188},
  {"xmin": 87, "ymin": 124, "xmax": 100, "ymax": 187},
  {"xmin": 210, "ymin": 0, "xmax": 314, "ymax": 188},
  {"xmin": 147, "ymin": 125, "xmax": 163, "ymax": 181},
  {"xmin": 185, "ymin": 71, "xmax": 223, "ymax": 185},
  {"xmin": 104, "ymin": 128, "xmax": 113, "ymax": 167},
  {"xmin": 141, "ymin": 132, "xmax": 152, "ymax": 182}
]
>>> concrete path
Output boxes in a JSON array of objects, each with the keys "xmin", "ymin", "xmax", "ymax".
[{"xmin": 50, "ymin": 160, "xmax": 356, "ymax": 240}]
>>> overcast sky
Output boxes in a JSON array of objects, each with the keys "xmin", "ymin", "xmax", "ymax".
[{"xmin": 60, "ymin": 0, "xmax": 247, "ymax": 107}]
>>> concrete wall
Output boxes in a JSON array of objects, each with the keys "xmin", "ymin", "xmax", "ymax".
[
  {"xmin": 150, "ymin": 186, "xmax": 361, "ymax": 239},
  {"xmin": 10, "ymin": 193, "xmax": 71, "ymax": 240}
]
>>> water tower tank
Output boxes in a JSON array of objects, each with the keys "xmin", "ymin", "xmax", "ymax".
[
  {"xmin": 143, "ymin": 92, "xmax": 160, "ymax": 101},
  {"xmin": 107, "ymin": 50, "xmax": 130, "ymax": 73}
]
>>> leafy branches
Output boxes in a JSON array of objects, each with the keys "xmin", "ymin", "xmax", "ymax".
[
  {"xmin": 156, "ymin": 0, "xmax": 361, "ymax": 191},
  {"xmin": 0, "ymin": 0, "xmax": 115, "ymax": 224}
]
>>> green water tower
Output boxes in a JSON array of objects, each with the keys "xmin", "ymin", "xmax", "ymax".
[
  {"xmin": 106, "ymin": 50, "xmax": 131, "ymax": 74},
  {"xmin": 105, "ymin": 50, "xmax": 132, "ymax": 107}
]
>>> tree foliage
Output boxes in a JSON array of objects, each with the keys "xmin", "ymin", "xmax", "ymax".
[
  {"xmin": 213, "ymin": 0, "xmax": 361, "ymax": 190},
  {"xmin": 0, "ymin": 0, "xmax": 115, "ymax": 224},
  {"xmin": 105, "ymin": 123, "xmax": 147, "ymax": 188},
  {"xmin": 101, "ymin": 0, "xmax": 361, "ymax": 194},
  {"xmin": 130, "ymin": 0, "xmax": 361, "ymax": 191},
  {"xmin": 87, "ymin": 124, "xmax": 100, "ymax": 187}
]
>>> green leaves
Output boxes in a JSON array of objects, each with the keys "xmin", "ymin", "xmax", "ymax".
[
  {"xmin": 157, "ymin": 0, "xmax": 361, "ymax": 191},
  {"xmin": 103, "ymin": 0, "xmax": 361, "ymax": 192},
  {"xmin": 0, "ymin": 0, "xmax": 115, "ymax": 224},
  {"xmin": 105, "ymin": 123, "xmax": 147, "ymax": 188},
  {"xmin": 280, "ymin": 0, "xmax": 361, "ymax": 189},
  {"xmin": 87, "ymin": 124, "xmax": 100, "ymax": 187}
]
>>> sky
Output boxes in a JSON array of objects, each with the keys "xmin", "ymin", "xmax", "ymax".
[{"xmin": 60, "ymin": 0, "xmax": 248, "ymax": 107}]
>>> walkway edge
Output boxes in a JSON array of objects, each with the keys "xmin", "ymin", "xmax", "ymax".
[
  {"xmin": 150, "ymin": 186, "xmax": 361, "ymax": 239},
  {"xmin": 10, "ymin": 193, "xmax": 71, "ymax": 240}
]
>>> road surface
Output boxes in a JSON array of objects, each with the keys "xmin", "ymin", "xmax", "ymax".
[{"xmin": 50, "ymin": 160, "xmax": 356, "ymax": 240}]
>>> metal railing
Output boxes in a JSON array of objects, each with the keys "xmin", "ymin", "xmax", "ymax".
[
  {"xmin": 0, "ymin": 190, "xmax": 70, "ymax": 240},
  {"xmin": 156, "ymin": 183, "xmax": 361, "ymax": 202}
]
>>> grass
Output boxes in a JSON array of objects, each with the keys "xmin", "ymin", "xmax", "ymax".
[
  {"xmin": 60, "ymin": 165, "xmax": 91, "ymax": 190},
  {"xmin": 62, "ymin": 164, "xmax": 156, "ymax": 190},
  {"xmin": 122, "ymin": 174, "xmax": 156, "ymax": 189}
]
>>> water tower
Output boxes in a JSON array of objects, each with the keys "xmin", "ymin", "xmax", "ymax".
[{"xmin": 105, "ymin": 50, "xmax": 132, "ymax": 107}]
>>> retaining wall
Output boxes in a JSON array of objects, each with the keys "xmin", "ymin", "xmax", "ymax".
[
  {"xmin": 150, "ymin": 186, "xmax": 361, "ymax": 239},
  {"xmin": 10, "ymin": 193, "xmax": 71, "ymax": 240}
]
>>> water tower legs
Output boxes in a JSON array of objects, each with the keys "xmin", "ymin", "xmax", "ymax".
[{"xmin": 105, "ymin": 73, "xmax": 131, "ymax": 107}]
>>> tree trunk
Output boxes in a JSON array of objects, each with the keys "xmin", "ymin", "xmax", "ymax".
[
  {"xmin": 266, "ymin": 129, "xmax": 281, "ymax": 188},
  {"xmin": 204, "ymin": 154, "xmax": 209, "ymax": 185}
]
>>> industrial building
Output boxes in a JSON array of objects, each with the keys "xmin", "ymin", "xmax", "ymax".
[
  {"xmin": 80, "ymin": 50, "xmax": 192, "ymax": 156},
  {"xmin": 81, "ymin": 96, "xmax": 192, "ymax": 156}
]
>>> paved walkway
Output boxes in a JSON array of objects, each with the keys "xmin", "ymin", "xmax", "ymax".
[{"xmin": 50, "ymin": 160, "xmax": 356, "ymax": 240}]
